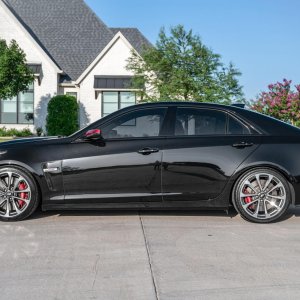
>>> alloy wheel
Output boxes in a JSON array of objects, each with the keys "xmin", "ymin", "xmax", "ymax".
[
  {"xmin": 238, "ymin": 172, "xmax": 287, "ymax": 220},
  {"xmin": 0, "ymin": 171, "xmax": 31, "ymax": 218}
]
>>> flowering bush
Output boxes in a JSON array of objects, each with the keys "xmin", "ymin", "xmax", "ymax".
[{"xmin": 251, "ymin": 79, "xmax": 300, "ymax": 126}]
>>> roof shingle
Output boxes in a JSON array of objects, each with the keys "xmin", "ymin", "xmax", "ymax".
[
  {"xmin": 110, "ymin": 27, "xmax": 152, "ymax": 54},
  {"xmin": 2, "ymin": 0, "xmax": 152, "ymax": 81},
  {"xmin": 3, "ymin": 0, "xmax": 114, "ymax": 80}
]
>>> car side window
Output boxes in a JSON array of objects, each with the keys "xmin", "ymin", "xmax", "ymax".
[
  {"xmin": 227, "ymin": 115, "xmax": 251, "ymax": 135},
  {"xmin": 101, "ymin": 108, "xmax": 167, "ymax": 139},
  {"xmin": 175, "ymin": 108, "xmax": 226, "ymax": 136}
]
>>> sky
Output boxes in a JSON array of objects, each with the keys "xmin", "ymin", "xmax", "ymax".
[{"xmin": 85, "ymin": 0, "xmax": 300, "ymax": 100}]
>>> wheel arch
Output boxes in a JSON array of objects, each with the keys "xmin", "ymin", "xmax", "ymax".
[
  {"xmin": 0, "ymin": 160, "xmax": 43, "ymax": 200},
  {"xmin": 229, "ymin": 163, "xmax": 296, "ymax": 205}
]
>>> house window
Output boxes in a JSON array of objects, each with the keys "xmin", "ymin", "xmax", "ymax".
[
  {"xmin": 102, "ymin": 91, "xmax": 136, "ymax": 117},
  {"xmin": 0, "ymin": 83, "xmax": 34, "ymax": 124}
]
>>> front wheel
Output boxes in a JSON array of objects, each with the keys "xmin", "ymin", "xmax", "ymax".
[
  {"xmin": 232, "ymin": 168, "xmax": 291, "ymax": 223},
  {"xmin": 0, "ymin": 167, "xmax": 40, "ymax": 222}
]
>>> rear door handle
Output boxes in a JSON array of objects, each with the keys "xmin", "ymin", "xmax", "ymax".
[
  {"xmin": 138, "ymin": 148, "xmax": 159, "ymax": 155},
  {"xmin": 232, "ymin": 142, "xmax": 254, "ymax": 148}
]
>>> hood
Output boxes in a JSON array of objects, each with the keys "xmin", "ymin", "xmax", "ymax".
[{"xmin": 0, "ymin": 136, "xmax": 64, "ymax": 148}]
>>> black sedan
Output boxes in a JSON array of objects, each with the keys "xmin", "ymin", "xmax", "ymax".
[{"xmin": 0, "ymin": 102, "xmax": 299, "ymax": 223}]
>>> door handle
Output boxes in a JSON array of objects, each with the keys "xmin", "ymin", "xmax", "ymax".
[
  {"xmin": 232, "ymin": 142, "xmax": 254, "ymax": 148},
  {"xmin": 138, "ymin": 148, "xmax": 159, "ymax": 155}
]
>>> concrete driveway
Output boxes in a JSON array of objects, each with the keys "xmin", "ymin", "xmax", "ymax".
[{"xmin": 1, "ymin": 207, "xmax": 300, "ymax": 300}]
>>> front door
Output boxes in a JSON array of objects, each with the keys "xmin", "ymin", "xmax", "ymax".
[{"xmin": 62, "ymin": 107, "xmax": 167, "ymax": 205}]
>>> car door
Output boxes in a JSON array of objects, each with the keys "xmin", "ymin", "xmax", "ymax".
[
  {"xmin": 162, "ymin": 106, "xmax": 261, "ymax": 202},
  {"xmin": 62, "ymin": 107, "xmax": 168, "ymax": 205}
]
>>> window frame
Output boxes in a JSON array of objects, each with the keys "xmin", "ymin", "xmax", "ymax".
[
  {"xmin": 100, "ymin": 107, "xmax": 168, "ymax": 140},
  {"xmin": 170, "ymin": 106, "xmax": 258, "ymax": 137},
  {"xmin": 101, "ymin": 91, "xmax": 136, "ymax": 118},
  {"xmin": 227, "ymin": 113, "xmax": 253, "ymax": 135},
  {"xmin": 0, "ymin": 84, "xmax": 34, "ymax": 125},
  {"xmin": 75, "ymin": 106, "xmax": 170, "ymax": 143}
]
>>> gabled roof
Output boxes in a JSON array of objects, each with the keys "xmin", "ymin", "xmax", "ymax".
[
  {"xmin": 2, "ymin": 0, "xmax": 151, "ymax": 81},
  {"xmin": 110, "ymin": 28, "xmax": 152, "ymax": 54}
]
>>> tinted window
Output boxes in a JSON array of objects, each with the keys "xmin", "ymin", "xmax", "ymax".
[
  {"xmin": 228, "ymin": 115, "xmax": 251, "ymax": 135},
  {"xmin": 175, "ymin": 108, "xmax": 226, "ymax": 136},
  {"xmin": 101, "ymin": 108, "xmax": 167, "ymax": 139}
]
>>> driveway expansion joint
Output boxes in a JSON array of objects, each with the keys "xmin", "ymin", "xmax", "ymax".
[{"xmin": 139, "ymin": 213, "xmax": 160, "ymax": 300}]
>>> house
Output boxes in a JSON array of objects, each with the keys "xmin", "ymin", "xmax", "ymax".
[{"xmin": 0, "ymin": 0, "xmax": 151, "ymax": 131}]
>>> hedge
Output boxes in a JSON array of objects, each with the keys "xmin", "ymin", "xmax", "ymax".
[
  {"xmin": 0, "ymin": 127, "xmax": 32, "ymax": 137},
  {"xmin": 46, "ymin": 95, "xmax": 79, "ymax": 136}
]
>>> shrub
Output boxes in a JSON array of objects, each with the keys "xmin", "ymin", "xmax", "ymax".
[
  {"xmin": 46, "ymin": 95, "xmax": 79, "ymax": 136},
  {"xmin": 0, "ymin": 127, "xmax": 33, "ymax": 137},
  {"xmin": 14, "ymin": 128, "xmax": 33, "ymax": 137}
]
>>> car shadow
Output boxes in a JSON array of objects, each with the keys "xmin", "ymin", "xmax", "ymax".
[
  {"xmin": 28, "ymin": 205, "xmax": 300, "ymax": 222},
  {"xmin": 29, "ymin": 207, "xmax": 237, "ymax": 220},
  {"xmin": 278, "ymin": 205, "xmax": 300, "ymax": 222}
]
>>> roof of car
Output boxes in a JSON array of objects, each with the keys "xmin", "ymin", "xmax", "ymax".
[
  {"xmin": 123, "ymin": 102, "xmax": 300, "ymax": 136},
  {"xmin": 71, "ymin": 101, "xmax": 300, "ymax": 138},
  {"xmin": 133, "ymin": 101, "xmax": 240, "ymax": 109}
]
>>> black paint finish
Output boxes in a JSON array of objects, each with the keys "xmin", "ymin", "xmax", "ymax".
[
  {"xmin": 62, "ymin": 138, "xmax": 163, "ymax": 203},
  {"xmin": 161, "ymin": 135, "xmax": 261, "ymax": 201},
  {"xmin": 0, "ymin": 102, "xmax": 299, "ymax": 212}
]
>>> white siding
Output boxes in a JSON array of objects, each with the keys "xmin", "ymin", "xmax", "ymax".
[
  {"xmin": 0, "ymin": 3, "xmax": 59, "ymax": 132},
  {"xmin": 78, "ymin": 37, "xmax": 135, "ymax": 127},
  {"xmin": 0, "ymin": 5, "xmax": 143, "ymax": 131}
]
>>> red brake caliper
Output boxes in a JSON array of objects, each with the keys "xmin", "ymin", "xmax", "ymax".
[
  {"xmin": 18, "ymin": 182, "xmax": 28, "ymax": 209},
  {"xmin": 243, "ymin": 188, "xmax": 254, "ymax": 209}
]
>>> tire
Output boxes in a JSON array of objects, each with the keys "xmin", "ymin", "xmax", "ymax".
[
  {"xmin": 0, "ymin": 167, "xmax": 40, "ymax": 222},
  {"xmin": 232, "ymin": 168, "xmax": 291, "ymax": 223}
]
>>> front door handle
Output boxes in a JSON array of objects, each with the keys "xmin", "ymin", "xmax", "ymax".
[
  {"xmin": 138, "ymin": 148, "xmax": 159, "ymax": 155},
  {"xmin": 232, "ymin": 142, "xmax": 254, "ymax": 148}
]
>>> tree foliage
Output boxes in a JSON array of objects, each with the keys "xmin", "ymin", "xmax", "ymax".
[
  {"xmin": 251, "ymin": 79, "xmax": 300, "ymax": 126},
  {"xmin": 46, "ymin": 95, "xmax": 79, "ymax": 136},
  {"xmin": 0, "ymin": 39, "xmax": 34, "ymax": 99},
  {"xmin": 127, "ymin": 25, "xmax": 244, "ymax": 104}
]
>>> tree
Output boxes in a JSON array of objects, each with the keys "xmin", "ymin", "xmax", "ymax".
[
  {"xmin": 46, "ymin": 95, "xmax": 79, "ymax": 136},
  {"xmin": 0, "ymin": 39, "xmax": 34, "ymax": 99},
  {"xmin": 127, "ymin": 25, "xmax": 244, "ymax": 104},
  {"xmin": 251, "ymin": 79, "xmax": 300, "ymax": 126}
]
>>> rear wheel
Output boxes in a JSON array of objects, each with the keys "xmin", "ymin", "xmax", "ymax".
[
  {"xmin": 232, "ymin": 168, "xmax": 291, "ymax": 223},
  {"xmin": 0, "ymin": 167, "xmax": 39, "ymax": 222}
]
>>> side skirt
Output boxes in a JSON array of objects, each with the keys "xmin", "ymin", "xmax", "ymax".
[
  {"xmin": 42, "ymin": 184, "xmax": 232, "ymax": 211},
  {"xmin": 42, "ymin": 199, "xmax": 229, "ymax": 211}
]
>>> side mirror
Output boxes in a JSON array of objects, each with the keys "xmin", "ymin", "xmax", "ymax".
[{"xmin": 84, "ymin": 129, "xmax": 102, "ymax": 140}]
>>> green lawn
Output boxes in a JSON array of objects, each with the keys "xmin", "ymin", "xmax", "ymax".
[{"xmin": 0, "ymin": 137, "xmax": 13, "ymax": 142}]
